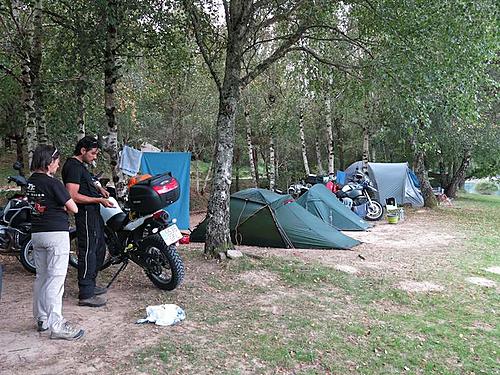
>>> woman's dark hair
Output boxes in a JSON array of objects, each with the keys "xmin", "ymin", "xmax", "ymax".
[
  {"xmin": 73, "ymin": 136, "xmax": 101, "ymax": 156},
  {"xmin": 30, "ymin": 144, "xmax": 60, "ymax": 171}
]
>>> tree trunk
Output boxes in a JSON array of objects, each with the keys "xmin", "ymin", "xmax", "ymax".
[
  {"xmin": 204, "ymin": 34, "xmax": 242, "ymax": 257},
  {"xmin": 32, "ymin": 0, "xmax": 47, "ymax": 145},
  {"xmin": 104, "ymin": 0, "xmax": 126, "ymax": 198},
  {"xmin": 414, "ymin": 149, "xmax": 437, "ymax": 208},
  {"xmin": 362, "ymin": 125, "xmax": 369, "ymax": 171},
  {"xmin": 298, "ymin": 109, "xmax": 310, "ymax": 175},
  {"xmin": 201, "ymin": 159, "xmax": 213, "ymax": 195},
  {"xmin": 315, "ymin": 135, "xmax": 324, "ymax": 175},
  {"xmin": 445, "ymin": 148, "xmax": 471, "ymax": 198},
  {"xmin": 325, "ymin": 99, "xmax": 335, "ymax": 174},
  {"xmin": 244, "ymin": 107, "xmax": 257, "ymax": 187},
  {"xmin": 14, "ymin": 134, "xmax": 25, "ymax": 176},
  {"xmin": 335, "ymin": 117, "xmax": 345, "ymax": 170},
  {"xmin": 11, "ymin": 0, "xmax": 36, "ymax": 166},
  {"xmin": 269, "ymin": 136, "xmax": 276, "ymax": 190},
  {"xmin": 76, "ymin": 77, "xmax": 86, "ymax": 140}
]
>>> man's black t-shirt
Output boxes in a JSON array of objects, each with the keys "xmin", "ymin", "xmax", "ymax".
[
  {"xmin": 61, "ymin": 157, "xmax": 100, "ymax": 206},
  {"xmin": 27, "ymin": 173, "xmax": 71, "ymax": 233}
]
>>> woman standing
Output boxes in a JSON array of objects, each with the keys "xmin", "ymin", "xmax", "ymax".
[{"xmin": 27, "ymin": 145, "xmax": 84, "ymax": 341}]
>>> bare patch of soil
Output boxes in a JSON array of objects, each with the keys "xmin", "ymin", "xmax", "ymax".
[
  {"xmin": 334, "ymin": 264, "xmax": 358, "ymax": 274},
  {"xmin": 239, "ymin": 270, "xmax": 278, "ymax": 287},
  {"xmin": 465, "ymin": 277, "xmax": 497, "ymax": 288},
  {"xmin": 397, "ymin": 280, "xmax": 445, "ymax": 293},
  {"xmin": 484, "ymin": 266, "xmax": 500, "ymax": 275}
]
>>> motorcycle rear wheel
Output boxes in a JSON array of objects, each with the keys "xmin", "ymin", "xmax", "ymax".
[
  {"xmin": 365, "ymin": 200, "xmax": 384, "ymax": 221},
  {"xmin": 140, "ymin": 235, "xmax": 184, "ymax": 291}
]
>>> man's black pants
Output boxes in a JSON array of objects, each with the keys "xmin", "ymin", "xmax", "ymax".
[{"xmin": 75, "ymin": 204, "xmax": 106, "ymax": 300}]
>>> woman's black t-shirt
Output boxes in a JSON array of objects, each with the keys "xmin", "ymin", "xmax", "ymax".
[{"xmin": 27, "ymin": 173, "xmax": 71, "ymax": 233}]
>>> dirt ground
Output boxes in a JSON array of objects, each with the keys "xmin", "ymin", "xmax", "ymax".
[{"xmin": 0, "ymin": 208, "xmax": 462, "ymax": 374}]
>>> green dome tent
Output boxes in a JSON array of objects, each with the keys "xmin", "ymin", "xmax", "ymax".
[
  {"xmin": 296, "ymin": 184, "xmax": 371, "ymax": 231},
  {"xmin": 190, "ymin": 188, "xmax": 360, "ymax": 250}
]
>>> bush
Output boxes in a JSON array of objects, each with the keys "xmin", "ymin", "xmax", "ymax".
[{"xmin": 475, "ymin": 181, "xmax": 499, "ymax": 195}]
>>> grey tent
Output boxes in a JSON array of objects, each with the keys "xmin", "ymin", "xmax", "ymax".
[
  {"xmin": 296, "ymin": 184, "xmax": 371, "ymax": 231},
  {"xmin": 190, "ymin": 188, "xmax": 360, "ymax": 250},
  {"xmin": 345, "ymin": 162, "xmax": 424, "ymax": 207}
]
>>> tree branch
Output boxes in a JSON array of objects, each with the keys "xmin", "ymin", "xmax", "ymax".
[
  {"xmin": 182, "ymin": 0, "xmax": 222, "ymax": 92},
  {"xmin": 288, "ymin": 46, "xmax": 362, "ymax": 79},
  {"xmin": 0, "ymin": 63, "xmax": 22, "ymax": 83},
  {"xmin": 240, "ymin": 25, "xmax": 307, "ymax": 87}
]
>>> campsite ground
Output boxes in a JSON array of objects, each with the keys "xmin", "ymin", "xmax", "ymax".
[{"xmin": 0, "ymin": 194, "xmax": 499, "ymax": 374}]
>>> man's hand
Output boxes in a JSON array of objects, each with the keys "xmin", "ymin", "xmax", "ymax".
[
  {"xmin": 100, "ymin": 198, "xmax": 115, "ymax": 208},
  {"xmin": 98, "ymin": 186, "xmax": 110, "ymax": 198}
]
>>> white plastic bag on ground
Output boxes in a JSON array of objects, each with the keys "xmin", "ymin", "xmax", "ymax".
[{"xmin": 136, "ymin": 304, "xmax": 186, "ymax": 326}]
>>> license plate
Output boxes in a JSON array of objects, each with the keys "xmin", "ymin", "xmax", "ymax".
[{"xmin": 159, "ymin": 225, "xmax": 183, "ymax": 246}]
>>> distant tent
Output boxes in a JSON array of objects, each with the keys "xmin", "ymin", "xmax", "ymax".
[
  {"xmin": 345, "ymin": 162, "xmax": 424, "ymax": 207},
  {"xmin": 296, "ymin": 184, "xmax": 371, "ymax": 231},
  {"xmin": 190, "ymin": 188, "xmax": 360, "ymax": 250}
]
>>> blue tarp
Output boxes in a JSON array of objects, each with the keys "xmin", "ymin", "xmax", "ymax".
[{"xmin": 140, "ymin": 152, "xmax": 191, "ymax": 230}]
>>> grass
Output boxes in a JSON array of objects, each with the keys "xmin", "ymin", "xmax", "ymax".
[{"xmin": 124, "ymin": 195, "xmax": 499, "ymax": 374}]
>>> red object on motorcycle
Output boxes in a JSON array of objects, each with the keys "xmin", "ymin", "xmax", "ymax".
[{"xmin": 129, "ymin": 173, "xmax": 180, "ymax": 215}]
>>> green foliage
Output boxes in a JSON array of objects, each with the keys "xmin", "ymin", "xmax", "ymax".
[{"xmin": 475, "ymin": 181, "xmax": 499, "ymax": 195}]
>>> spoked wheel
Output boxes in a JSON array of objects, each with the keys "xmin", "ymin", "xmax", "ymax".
[
  {"xmin": 140, "ymin": 235, "xmax": 184, "ymax": 291},
  {"xmin": 365, "ymin": 200, "xmax": 384, "ymax": 221},
  {"xmin": 68, "ymin": 229, "xmax": 113, "ymax": 271},
  {"xmin": 20, "ymin": 238, "xmax": 36, "ymax": 274}
]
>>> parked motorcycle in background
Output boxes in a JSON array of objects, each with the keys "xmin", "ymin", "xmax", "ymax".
[
  {"xmin": 0, "ymin": 162, "xmax": 35, "ymax": 272},
  {"xmin": 335, "ymin": 171, "xmax": 384, "ymax": 221}
]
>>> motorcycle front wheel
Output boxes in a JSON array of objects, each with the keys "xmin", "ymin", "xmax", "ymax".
[
  {"xmin": 22, "ymin": 230, "xmax": 80, "ymax": 274},
  {"xmin": 365, "ymin": 200, "xmax": 384, "ymax": 221},
  {"xmin": 139, "ymin": 235, "xmax": 184, "ymax": 291},
  {"xmin": 20, "ymin": 237, "xmax": 36, "ymax": 273}
]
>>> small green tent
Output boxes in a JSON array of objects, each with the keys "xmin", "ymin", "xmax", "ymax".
[
  {"xmin": 190, "ymin": 188, "xmax": 360, "ymax": 250},
  {"xmin": 296, "ymin": 184, "xmax": 370, "ymax": 231}
]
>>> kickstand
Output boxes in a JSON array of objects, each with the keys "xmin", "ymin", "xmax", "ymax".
[{"xmin": 106, "ymin": 260, "xmax": 128, "ymax": 289}]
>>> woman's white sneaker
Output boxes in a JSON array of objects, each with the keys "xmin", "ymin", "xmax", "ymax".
[{"xmin": 50, "ymin": 322, "xmax": 85, "ymax": 341}]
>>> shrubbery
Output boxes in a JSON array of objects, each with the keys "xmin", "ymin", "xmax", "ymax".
[{"xmin": 475, "ymin": 181, "xmax": 499, "ymax": 195}]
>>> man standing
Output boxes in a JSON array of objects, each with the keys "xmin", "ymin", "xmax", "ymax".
[{"xmin": 62, "ymin": 136, "xmax": 114, "ymax": 307}]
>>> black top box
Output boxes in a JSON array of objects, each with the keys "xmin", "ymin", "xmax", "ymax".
[{"xmin": 129, "ymin": 173, "xmax": 180, "ymax": 215}]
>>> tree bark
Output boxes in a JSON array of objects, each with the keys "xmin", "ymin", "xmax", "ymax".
[
  {"xmin": 335, "ymin": 117, "xmax": 345, "ymax": 170},
  {"xmin": 244, "ymin": 107, "xmax": 258, "ymax": 187},
  {"xmin": 445, "ymin": 148, "xmax": 471, "ymax": 198},
  {"xmin": 269, "ymin": 136, "xmax": 276, "ymax": 190},
  {"xmin": 14, "ymin": 134, "xmax": 25, "ymax": 176},
  {"xmin": 414, "ymin": 149, "xmax": 437, "ymax": 208},
  {"xmin": 204, "ymin": 30, "xmax": 243, "ymax": 256},
  {"xmin": 76, "ymin": 77, "xmax": 86, "ymax": 140},
  {"xmin": 298, "ymin": 108, "xmax": 310, "ymax": 175},
  {"xmin": 315, "ymin": 135, "xmax": 324, "ymax": 175},
  {"xmin": 104, "ymin": 0, "xmax": 126, "ymax": 198},
  {"xmin": 362, "ymin": 125, "xmax": 369, "ymax": 171},
  {"xmin": 32, "ymin": 0, "xmax": 47, "ymax": 146},
  {"xmin": 325, "ymin": 98, "xmax": 335, "ymax": 174}
]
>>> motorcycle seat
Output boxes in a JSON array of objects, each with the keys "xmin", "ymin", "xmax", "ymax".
[{"xmin": 106, "ymin": 212, "xmax": 128, "ymax": 231}]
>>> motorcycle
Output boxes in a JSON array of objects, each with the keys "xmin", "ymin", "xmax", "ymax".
[
  {"xmin": 68, "ymin": 172, "xmax": 185, "ymax": 291},
  {"xmin": 0, "ymin": 162, "xmax": 36, "ymax": 272},
  {"xmin": 287, "ymin": 180, "xmax": 310, "ymax": 199},
  {"xmin": 335, "ymin": 173, "xmax": 384, "ymax": 221},
  {"xmin": 0, "ymin": 162, "xmax": 78, "ymax": 274}
]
